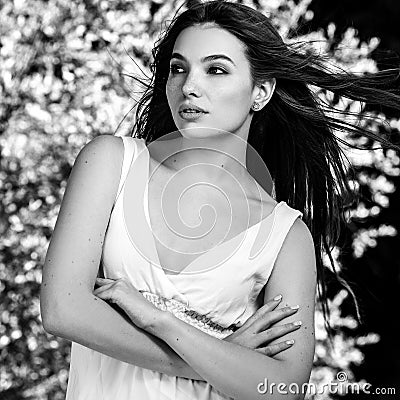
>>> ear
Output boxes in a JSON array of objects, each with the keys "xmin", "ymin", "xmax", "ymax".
[{"xmin": 253, "ymin": 78, "xmax": 276, "ymax": 109}]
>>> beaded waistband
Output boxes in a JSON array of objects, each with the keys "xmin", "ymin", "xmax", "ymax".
[{"xmin": 139, "ymin": 291, "xmax": 237, "ymax": 340}]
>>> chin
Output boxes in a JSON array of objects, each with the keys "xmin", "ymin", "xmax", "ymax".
[{"xmin": 185, "ymin": 129, "xmax": 231, "ymax": 143}]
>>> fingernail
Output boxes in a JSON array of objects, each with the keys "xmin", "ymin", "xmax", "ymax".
[
  {"xmin": 290, "ymin": 305, "xmax": 300, "ymax": 310},
  {"xmin": 273, "ymin": 294, "xmax": 282, "ymax": 301},
  {"xmin": 286, "ymin": 339, "xmax": 295, "ymax": 345},
  {"xmin": 293, "ymin": 320, "xmax": 302, "ymax": 326}
]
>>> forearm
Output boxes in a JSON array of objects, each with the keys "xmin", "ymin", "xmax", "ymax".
[
  {"xmin": 150, "ymin": 313, "xmax": 303, "ymax": 400},
  {"xmin": 43, "ymin": 291, "xmax": 205, "ymax": 381}
]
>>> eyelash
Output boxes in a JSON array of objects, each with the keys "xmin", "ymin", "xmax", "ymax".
[{"xmin": 169, "ymin": 64, "xmax": 227, "ymax": 75}]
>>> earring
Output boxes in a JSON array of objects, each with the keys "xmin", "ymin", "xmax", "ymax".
[{"xmin": 252, "ymin": 102, "xmax": 261, "ymax": 111}]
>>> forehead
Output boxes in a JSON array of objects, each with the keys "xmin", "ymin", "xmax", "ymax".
[{"xmin": 172, "ymin": 25, "xmax": 247, "ymax": 64}]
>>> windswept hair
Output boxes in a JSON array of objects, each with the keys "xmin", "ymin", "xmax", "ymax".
[{"xmin": 127, "ymin": 0, "xmax": 400, "ymax": 339}]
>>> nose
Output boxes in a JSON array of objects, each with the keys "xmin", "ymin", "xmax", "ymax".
[{"xmin": 181, "ymin": 71, "xmax": 201, "ymax": 97}]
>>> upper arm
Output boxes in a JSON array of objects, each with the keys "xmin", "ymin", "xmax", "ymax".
[
  {"xmin": 263, "ymin": 217, "xmax": 317, "ymax": 387},
  {"xmin": 40, "ymin": 134, "xmax": 124, "ymax": 331}
]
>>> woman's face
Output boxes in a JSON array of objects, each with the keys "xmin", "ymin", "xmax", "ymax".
[{"xmin": 166, "ymin": 24, "xmax": 261, "ymax": 140}]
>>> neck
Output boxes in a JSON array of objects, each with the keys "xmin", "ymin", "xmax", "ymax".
[{"xmin": 171, "ymin": 133, "xmax": 249, "ymax": 183}]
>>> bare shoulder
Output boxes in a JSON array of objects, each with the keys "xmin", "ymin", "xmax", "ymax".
[
  {"xmin": 76, "ymin": 134, "xmax": 124, "ymax": 172},
  {"xmin": 62, "ymin": 134, "xmax": 125, "ymax": 212},
  {"xmin": 281, "ymin": 217, "xmax": 315, "ymax": 260},
  {"xmin": 268, "ymin": 216, "xmax": 316, "ymax": 294}
]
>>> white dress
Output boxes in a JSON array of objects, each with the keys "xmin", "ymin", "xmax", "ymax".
[{"xmin": 65, "ymin": 136, "xmax": 303, "ymax": 399}]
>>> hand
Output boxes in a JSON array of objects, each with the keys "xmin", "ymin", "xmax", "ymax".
[
  {"xmin": 223, "ymin": 295, "xmax": 301, "ymax": 357},
  {"xmin": 93, "ymin": 277, "xmax": 165, "ymax": 330}
]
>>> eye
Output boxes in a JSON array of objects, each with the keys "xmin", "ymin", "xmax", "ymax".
[
  {"xmin": 169, "ymin": 64, "xmax": 184, "ymax": 74},
  {"xmin": 208, "ymin": 66, "xmax": 227, "ymax": 74},
  {"xmin": 168, "ymin": 64, "xmax": 228, "ymax": 75}
]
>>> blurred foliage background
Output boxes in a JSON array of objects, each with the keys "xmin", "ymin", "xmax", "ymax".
[{"xmin": 0, "ymin": 0, "xmax": 399, "ymax": 399}]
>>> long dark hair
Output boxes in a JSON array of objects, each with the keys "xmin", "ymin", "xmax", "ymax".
[{"xmin": 128, "ymin": 0, "xmax": 400, "ymax": 338}]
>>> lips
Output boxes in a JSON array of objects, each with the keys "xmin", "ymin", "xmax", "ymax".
[
  {"xmin": 178, "ymin": 103, "xmax": 207, "ymax": 113},
  {"xmin": 180, "ymin": 109, "xmax": 203, "ymax": 114},
  {"xmin": 178, "ymin": 109, "xmax": 207, "ymax": 121}
]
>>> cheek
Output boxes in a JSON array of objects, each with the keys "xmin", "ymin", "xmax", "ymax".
[
  {"xmin": 165, "ymin": 83, "xmax": 172, "ymax": 101},
  {"xmin": 165, "ymin": 82, "xmax": 183, "ymax": 125},
  {"xmin": 215, "ymin": 83, "xmax": 252, "ymax": 113},
  {"xmin": 166, "ymin": 79, "xmax": 181, "ymax": 97},
  {"xmin": 166, "ymin": 82, "xmax": 184, "ymax": 114},
  {"xmin": 165, "ymin": 81, "xmax": 173, "ymax": 99}
]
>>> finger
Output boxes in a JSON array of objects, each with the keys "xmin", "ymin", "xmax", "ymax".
[
  {"xmin": 259, "ymin": 295, "xmax": 283, "ymax": 312},
  {"xmin": 251, "ymin": 321, "xmax": 302, "ymax": 347},
  {"xmin": 94, "ymin": 288, "xmax": 112, "ymax": 300},
  {"xmin": 96, "ymin": 277, "xmax": 116, "ymax": 284},
  {"xmin": 251, "ymin": 305, "xmax": 300, "ymax": 332},
  {"xmin": 267, "ymin": 305, "xmax": 300, "ymax": 325},
  {"xmin": 95, "ymin": 278, "xmax": 111, "ymax": 288},
  {"xmin": 240, "ymin": 295, "xmax": 282, "ymax": 328},
  {"xmin": 93, "ymin": 282, "xmax": 115, "ymax": 295},
  {"xmin": 94, "ymin": 288, "xmax": 118, "ymax": 304},
  {"xmin": 255, "ymin": 339, "xmax": 295, "ymax": 357}
]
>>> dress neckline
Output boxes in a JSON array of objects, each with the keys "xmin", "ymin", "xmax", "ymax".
[{"xmin": 140, "ymin": 139, "xmax": 284, "ymax": 276}]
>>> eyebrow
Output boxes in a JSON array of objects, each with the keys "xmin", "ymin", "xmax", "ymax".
[{"xmin": 170, "ymin": 52, "xmax": 236, "ymax": 66}]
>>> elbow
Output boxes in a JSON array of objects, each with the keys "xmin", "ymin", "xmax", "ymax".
[
  {"xmin": 41, "ymin": 301, "xmax": 81, "ymax": 338},
  {"xmin": 41, "ymin": 312, "xmax": 59, "ymax": 336},
  {"xmin": 40, "ymin": 289, "xmax": 56, "ymax": 334},
  {"xmin": 40, "ymin": 297, "xmax": 63, "ymax": 336},
  {"xmin": 40, "ymin": 287, "xmax": 95, "ymax": 338},
  {"xmin": 40, "ymin": 296, "xmax": 63, "ymax": 335},
  {"xmin": 40, "ymin": 287, "xmax": 76, "ymax": 336}
]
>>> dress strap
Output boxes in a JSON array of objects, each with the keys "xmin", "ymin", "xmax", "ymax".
[
  {"xmin": 100, "ymin": 136, "xmax": 138, "ymax": 278},
  {"xmin": 248, "ymin": 202, "xmax": 301, "ymax": 259},
  {"xmin": 113, "ymin": 136, "xmax": 137, "ymax": 207}
]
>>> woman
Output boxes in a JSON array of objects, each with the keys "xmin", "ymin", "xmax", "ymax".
[{"xmin": 40, "ymin": 1, "xmax": 400, "ymax": 399}]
